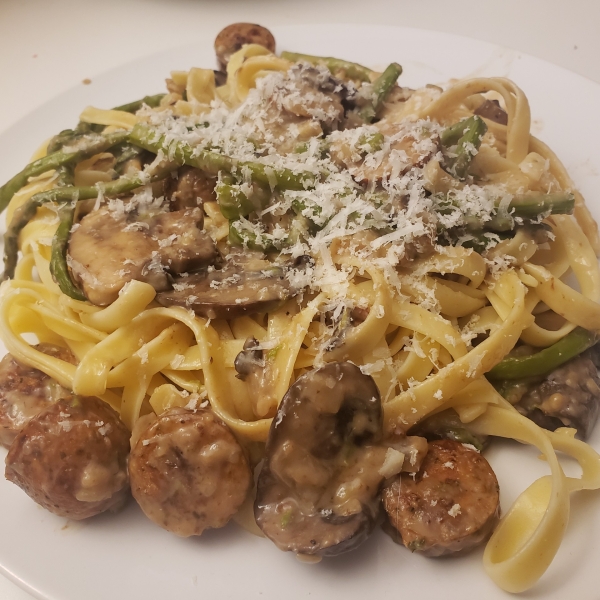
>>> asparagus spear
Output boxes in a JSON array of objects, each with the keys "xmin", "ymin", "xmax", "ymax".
[
  {"xmin": 358, "ymin": 132, "xmax": 384, "ymax": 154},
  {"xmin": 487, "ymin": 327, "xmax": 598, "ymax": 380},
  {"xmin": 280, "ymin": 51, "xmax": 373, "ymax": 82},
  {"xmin": 509, "ymin": 192, "xmax": 575, "ymax": 219},
  {"xmin": 228, "ymin": 220, "xmax": 278, "ymax": 252},
  {"xmin": 49, "ymin": 204, "xmax": 87, "ymax": 301},
  {"xmin": 128, "ymin": 123, "xmax": 318, "ymax": 191},
  {"xmin": 112, "ymin": 142, "xmax": 144, "ymax": 173},
  {"xmin": 0, "ymin": 131, "xmax": 128, "ymax": 214},
  {"xmin": 47, "ymin": 126, "xmax": 92, "ymax": 154},
  {"xmin": 112, "ymin": 93, "xmax": 165, "ymax": 114},
  {"xmin": 436, "ymin": 191, "xmax": 574, "ymax": 233},
  {"xmin": 47, "ymin": 163, "xmax": 88, "ymax": 300},
  {"xmin": 359, "ymin": 63, "xmax": 403, "ymax": 123},
  {"xmin": 47, "ymin": 94, "xmax": 166, "ymax": 154},
  {"xmin": 441, "ymin": 115, "xmax": 487, "ymax": 179},
  {"xmin": 53, "ymin": 164, "xmax": 75, "ymax": 188},
  {"xmin": 3, "ymin": 166, "xmax": 173, "ymax": 281},
  {"xmin": 215, "ymin": 174, "xmax": 271, "ymax": 220}
]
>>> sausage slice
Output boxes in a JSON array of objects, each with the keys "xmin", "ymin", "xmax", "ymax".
[
  {"xmin": 129, "ymin": 407, "xmax": 252, "ymax": 537},
  {"xmin": 214, "ymin": 23, "xmax": 276, "ymax": 70},
  {"xmin": 382, "ymin": 439, "xmax": 500, "ymax": 556},
  {"xmin": 0, "ymin": 344, "xmax": 75, "ymax": 449},
  {"xmin": 5, "ymin": 395, "xmax": 130, "ymax": 520}
]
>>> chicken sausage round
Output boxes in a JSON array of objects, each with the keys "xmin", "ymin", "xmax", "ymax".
[
  {"xmin": 214, "ymin": 23, "xmax": 276, "ymax": 71},
  {"xmin": 5, "ymin": 395, "xmax": 130, "ymax": 520},
  {"xmin": 0, "ymin": 344, "xmax": 76, "ymax": 449},
  {"xmin": 382, "ymin": 439, "xmax": 500, "ymax": 556},
  {"xmin": 129, "ymin": 407, "xmax": 252, "ymax": 537}
]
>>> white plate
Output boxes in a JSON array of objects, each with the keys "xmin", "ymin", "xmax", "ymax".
[{"xmin": 1, "ymin": 23, "xmax": 600, "ymax": 600}]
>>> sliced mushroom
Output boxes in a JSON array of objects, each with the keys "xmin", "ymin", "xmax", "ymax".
[
  {"xmin": 213, "ymin": 70, "xmax": 227, "ymax": 87},
  {"xmin": 149, "ymin": 208, "xmax": 217, "ymax": 274},
  {"xmin": 239, "ymin": 63, "xmax": 345, "ymax": 154},
  {"xmin": 68, "ymin": 207, "xmax": 167, "ymax": 306},
  {"xmin": 254, "ymin": 362, "xmax": 386, "ymax": 557},
  {"xmin": 165, "ymin": 166, "xmax": 217, "ymax": 211},
  {"xmin": 214, "ymin": 23, "xmax": 276, "ymax": 71},
  {"xmin": 280, "ymin": 65, "xmax": 345, "ymax": 134},
  {"xmin": 328, "ymin": 122, "xmax": 439, "ymax": 185},
  {"xmin": 513, "ymin": 345, "xmax": 600, "ymax": 440},
  {"xmin": 234, "ymin": 337, "xmax": 264, "ymax": 380},
  {"xmin": 234, "ymin": 337, "xmax": 279, "ymax": 418},
  {"xmin": 68, "ymin": 205, "xmax": 217, "ymax": 306},
  {"xmin": 474, "ymin": 99, "xmax": 508, "ymax": 125},
  {"xmin": 156, "ymin": 253, "xmax": 295, "ymax": 319}
]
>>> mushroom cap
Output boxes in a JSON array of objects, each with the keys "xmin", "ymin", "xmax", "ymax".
[
  {"xmin": 254, "ymin": 361, "xmax": 385, "ymax": 557},
  {"xmin": 157, "ymin": 255, "xmax": 294, "ymax": 319}
]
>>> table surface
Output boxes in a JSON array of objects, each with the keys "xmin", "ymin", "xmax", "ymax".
[{"xmin": 1, "ymin": 0, "xmax": 600, "ymax": 597}]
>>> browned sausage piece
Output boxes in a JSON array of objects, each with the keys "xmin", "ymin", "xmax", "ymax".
[
  {"xmin": 129, "ymin": 407, "xmax": 252, "ymax": 537},
  {"xmin": 5, "ymin": 395, "xmax": 130, "ymax": 520},
  {"xmin": 214, "ymin": 23, "xmax": 276, "ymax": 70},
  {"xmin": 165, "ymin": 166, "xmax": 217, "ymax": 211},
  {"xmin": 0, "ymin": 344, "xmax": 75, "ymax": 449},
  {"xmin": 382, "ymin": 439, "xmax": 500, "ymax": 556}
]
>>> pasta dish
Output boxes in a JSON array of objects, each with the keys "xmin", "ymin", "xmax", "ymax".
[{"xmin": 1, "ymin": 22, "xmax": 600, "ymax": 595}]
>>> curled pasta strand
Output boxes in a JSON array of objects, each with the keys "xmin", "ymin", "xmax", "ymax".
[
  {"xmin": 530, "ymin": 135, "xmax": 600, "ymax": 254},
  {"xmin": 524, "ymin": 262, "xmax": 600, "ymax": 331},
  {"xmin": 417, "ymin": 77, "xmax": 531, "ymax": 163},
  {"xmin": 468, "ymin": 403, "xmax": 600, "ymax": 593},
  {"xmin": 551, "ymin": 215, "xmax": 600, "ymax": 301}
]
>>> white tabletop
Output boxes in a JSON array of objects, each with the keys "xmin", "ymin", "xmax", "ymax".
[{"xmin": 1, "ymin": 0, "xmax": 600, "ymax": 598}]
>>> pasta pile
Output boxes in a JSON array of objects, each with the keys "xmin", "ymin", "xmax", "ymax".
[{"xmin": 1, "ymin": 37, "xmax": 600, "ymax": 593}]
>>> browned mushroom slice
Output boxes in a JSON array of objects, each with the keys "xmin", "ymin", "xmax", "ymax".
[
  {"xmin": 149, "ymin": 208, "xmax": 218, "ymax": 274},
  {"xmin": 156, "ymin": 257, "xmax": 293, "ymax": 319},
  {"xmin": 213, "ymin": 70, "xmax": 227, "ymax": 87},
  {"xmin": 68, "ymin": 207, "xmax": 168, "ymax": 306},
  {"xmin": 474, "ymin": 99, "xmax": 508, "ymax": 125},
  {"xmin": 214, "ymin": 23, "xmax": 276, "ymax": 71},
  {"xmin": 280, "ymin": 66, "xmax": 344, "ymax": 133},
  {"xmin": 382, "ymin": 439, "xmax": 500, "ymax": 556},
  {"xmin": 165, "ymin": 166, "xmax": 217, "ymax": 211},
  {"xmin": 329, "ymin": 123, "xmax": 439, "ymax": 185},
  {"xmin": 68, "ymin": 205, "xmax": 218, "ymax": 306},
  {"xmin": 234, "ymin": 337, "xmax": 280, "ymax": 418},
  {"xmin": 234, "ymin": 337, "xmax": 264, "ymax": 380},
  {"xmin": 254, "ymin": 362, "xmax": 386, "ymax": 557},
  {"xmin": 513, "ymin": 345, "xmax": 600, "ymax": 440}
]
